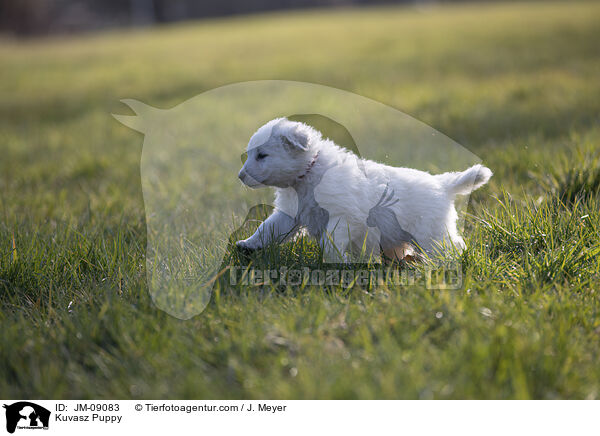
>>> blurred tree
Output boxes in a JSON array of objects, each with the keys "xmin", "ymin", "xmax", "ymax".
[{"xmin": 130, "ymin": 0, "xmax": 155, "ymax": 25}]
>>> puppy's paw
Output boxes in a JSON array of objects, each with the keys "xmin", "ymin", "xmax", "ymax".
[
  {"xmin": 322, "ymin": 248, "xmax": 349, "ymax": 264},
  {"xmin": 236, "ymin": 239, "xmax": 258, "ymax": 253}
]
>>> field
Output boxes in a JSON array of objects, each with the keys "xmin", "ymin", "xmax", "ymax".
[{"xmin": 1, "ymin": 1, "xmax": 600, "ymax": 399}]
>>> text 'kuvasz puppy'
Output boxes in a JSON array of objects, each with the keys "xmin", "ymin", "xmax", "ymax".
[{"xmin": 237, "ymin": 118, "xmax": 492, "ymax": 262}]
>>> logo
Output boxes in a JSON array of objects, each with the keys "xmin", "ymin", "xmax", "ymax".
[{"xmin": 3, "ymin": 402, "xmax": 50, "ymax": 433}]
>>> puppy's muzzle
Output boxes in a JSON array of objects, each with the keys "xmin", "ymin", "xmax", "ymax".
[{"xmin": 238, "ymin": 169, "xmax": 261, "ymax": 187}]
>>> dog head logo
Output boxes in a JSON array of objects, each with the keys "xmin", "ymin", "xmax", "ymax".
[
  {"xmin": 3, "ymin": 402, "xmax": 50, "ymax": 434},
  {"xmin": 114, "ymin": 80, "xmax": 483, "ymax": 319}
]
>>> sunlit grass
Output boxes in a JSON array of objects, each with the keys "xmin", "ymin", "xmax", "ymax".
[{"xmin": 1, "ymin": 1, "xmax": 600, "ymax": 399}]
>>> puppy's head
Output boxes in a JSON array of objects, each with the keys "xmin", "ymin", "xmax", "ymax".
[{"xmin": 238, "ymin": 118, "xmax": 314, "ymax": 188}]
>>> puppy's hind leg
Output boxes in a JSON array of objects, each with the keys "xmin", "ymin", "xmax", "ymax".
[
  {"xmin": 236, "ymin": 210, "xmax": 297, "ymax": 252},
  {"xmin": 381, "ymin": 241, "xmax": 425, "ymax": 264}
]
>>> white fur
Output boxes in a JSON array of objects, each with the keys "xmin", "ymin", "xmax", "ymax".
[{"xmin": 237, "ymin": 118, "xmax": 492, "ymax": 261}]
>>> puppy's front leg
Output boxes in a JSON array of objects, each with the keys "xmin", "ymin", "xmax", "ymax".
[
  {"xmin": 236, "ymin": 209, "xmax": 297, "ymax": 252},
  {"xmin": 320, "ymin": 219, "xmax": 351, "ymax": 263}
]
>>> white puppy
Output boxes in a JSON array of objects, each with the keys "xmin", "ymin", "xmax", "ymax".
[{"xmin": 237, "ymin": 118, "xmax": 492, "ymax": 261}]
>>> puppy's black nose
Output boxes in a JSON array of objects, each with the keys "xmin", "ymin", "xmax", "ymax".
[{"xmin": 238, "ymin": 169, "xmax": 245, "ymax": 181}]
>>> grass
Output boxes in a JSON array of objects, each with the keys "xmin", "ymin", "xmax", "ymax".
[{"xmin": 1, "ymin": 0, "xmax": 600, "ymax": 399}]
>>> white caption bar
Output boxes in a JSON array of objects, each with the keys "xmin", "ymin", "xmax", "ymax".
[{"xmin": 1, "ymin": 400, "xmax": 597, "ymax": 435}]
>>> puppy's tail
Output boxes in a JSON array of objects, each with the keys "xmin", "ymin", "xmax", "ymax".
[{"xmin": 440, "ymin": 164, "xmax": 493, "ymax": 196}]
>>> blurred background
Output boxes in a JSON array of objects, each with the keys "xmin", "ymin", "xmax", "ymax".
[{"xmin": 0, "ymin": 0, "xmax": 478, "ymax": 36}]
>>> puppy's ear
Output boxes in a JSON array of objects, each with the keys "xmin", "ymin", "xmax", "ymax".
[{"xmin": 280, "ymin": 128, "xmax": 308, "ymax": 152}]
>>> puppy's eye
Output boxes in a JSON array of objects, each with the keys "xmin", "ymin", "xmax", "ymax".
[{"xmin": 256, "ymin": 153, "xmax": 268, "ymax": 160}]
